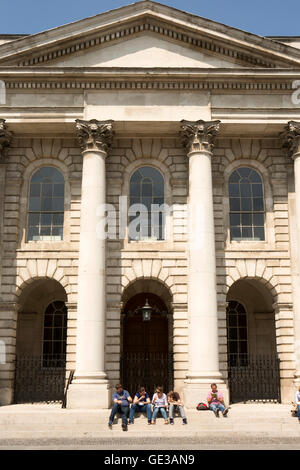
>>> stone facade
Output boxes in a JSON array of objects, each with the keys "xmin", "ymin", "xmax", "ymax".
[{"xmin": 0, "ymin": 1, "xmax": 299, "ymax": 406}]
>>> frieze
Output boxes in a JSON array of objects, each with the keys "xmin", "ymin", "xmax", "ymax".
[{"xmin": 4, "ymin": 81, "xmax": 292, "ymax": 91}]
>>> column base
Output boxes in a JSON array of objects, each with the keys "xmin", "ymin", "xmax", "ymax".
[
  {"xmin": 0, "ymin": 387, "xmax": 13, "ymax": 405},
  {"xmin": 66, "ymin": 382, "xmax": 110, "ymax": 409},
  {"xmin": 183, "ymin": 378, "xmax": 229, "ymax": 409}
]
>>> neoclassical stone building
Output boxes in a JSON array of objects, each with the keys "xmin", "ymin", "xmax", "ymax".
[{"xmin": 0, "ymin": 1, "xmax": 300, "ymax": 407}]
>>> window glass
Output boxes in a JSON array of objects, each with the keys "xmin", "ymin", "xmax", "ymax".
[
  {"xmin": 28, "ymin": 167, "xmax": 64, "ymax": 241},
  {"xmin": 129, "ymin": 166, "xmax": 165, "ymax": 241},
  {"xmin": 43, "ymin": 301, "xmax": 67, "ymax": 367},
  {"xmin": 226, "ymin": 301, "xmax": 248, "ymax": 366},
  {"xmin": 229, "ymin": 167, "xmax": 265, "ymax": 241}
]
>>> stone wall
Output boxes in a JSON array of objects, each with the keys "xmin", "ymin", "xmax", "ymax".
[{"xmin": 0, "ymin": 134, "xmax": 296, "ymax": 403}]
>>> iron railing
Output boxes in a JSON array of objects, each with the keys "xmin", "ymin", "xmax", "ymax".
[
  {"xmin": 14, "ymin": 355, "xmax": 66, "ymax": 404},
  {"xmin": 228, "ymin": 354, "xmax": 281, "ymax": 403},
  {"xmin": 120, "ymin": 351, "xmax": 174, "ymax": 396}
]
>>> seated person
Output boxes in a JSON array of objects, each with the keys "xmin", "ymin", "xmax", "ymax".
[
  {"xmin": 207, "ymin": 383, "xmax": 229, "ymax": 418},
  {"xmin": 151, "ymin": 386, "xmax": 169, "ymax": 424},
  {"xmin": 167, "ymin": 390, "xmax": 187, "ymax": 425},
  {"xmin": 108, "ymin": 383, "xmax": 132, "ymax": 431},
  {"xmin": 129, "ymin": 386, "xmax": 152, "ymax": 425}
]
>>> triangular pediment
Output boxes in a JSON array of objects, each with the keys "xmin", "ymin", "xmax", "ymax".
[
  {"xmin": 0, "ymin": 1, "xmax": 300, "ymax": 69},
  {"xmin": 46, "ymin": 34, "xmax": 239, "ymax": 68}
]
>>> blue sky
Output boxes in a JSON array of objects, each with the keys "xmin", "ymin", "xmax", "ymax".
[{"xmin": 0, "ymin": 0, "xmax": 299, "ymax": 37}]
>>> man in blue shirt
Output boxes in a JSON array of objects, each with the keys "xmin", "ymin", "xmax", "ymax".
[
  {"xmin": 108, "ymin": 383, "xmax": 132, "ymax": 431},
  {"xmin": 128, "ymin": 387, "xmax": 152, "ymax": 424}
]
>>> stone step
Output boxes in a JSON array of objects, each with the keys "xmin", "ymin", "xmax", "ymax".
[
  {"xmin": 0, "ymin": 404, "xmax": 296, "ymax": 426},
  {"xmin": 0, "ymin": 426, "xmax": 299, "ymax": 441}
]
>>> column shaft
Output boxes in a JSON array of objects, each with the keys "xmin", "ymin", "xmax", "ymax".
[
  {"xmin": 75, "ymin": 149, "xmax": 107, "ymax": 380},
  {"xmin": 188, "ymin": 150, "xmax": 220, "ymax": 379},
  {"xmin": 67, "ymin": 119, "xmax": 113, "ymax": 408},
  {"xmin": 283, "ymin": 121, "xmax": 300, "ymax": 383},
  {"xmin": 181, "ymin": 120, "xmax": 227, "ymax": 406}
]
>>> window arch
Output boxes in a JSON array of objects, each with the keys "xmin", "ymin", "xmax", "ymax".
[
  {"xmin": 226, "ymin": 300, "xmax": 248, "ymax": 366},
  {"xmin": 129, "ymin": 166, "xmax": 165, "ymax": 241},
  {"xmin": 27, "ymin": 166, "xmax": 65, "ymax": 241},
  {"xmin": 228, "ymin": 167, "xmax": 265, "ymax": 241},
  {"xmin": 43, "ymin": 300, "xmax": 67, "ymax": 366}
]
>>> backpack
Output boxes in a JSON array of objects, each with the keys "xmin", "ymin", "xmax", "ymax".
[{"xmin": 197, "ymin": 402, "xmax": 208, "ymax": 410}]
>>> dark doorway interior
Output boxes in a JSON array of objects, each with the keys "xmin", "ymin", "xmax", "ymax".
[{"xmin": 121, "ymin": 293, "xmax": 173, "ymax": 396}]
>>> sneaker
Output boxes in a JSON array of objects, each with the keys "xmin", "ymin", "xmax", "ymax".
[
  {"xmin": 170, "ymin": 418, "xmax": 174, "ymax": 425},
  {"xmin": 164, "ymin": 420, "xmax": 169, "ymax": 424},
  {"xmin": 151, "ymin": 421, "xmax": 155, "ymax": 425},
  {"xmin": 148, "ymin": 421, "xmax": 152, "ymax": 425},
  {"xmin": 222, "ymin": 408, "xmax": 229, "ymax": 417},
  {"xmin": 182, "ymin": 418, "xmax": 187, "ymax": 425},
  {"xmin": 215, "ymin": 409, "xmax": 220, "ymax": 418},
  {"xmin": 108, "ymin": 423, "xmax": 112, "ymax": 429},
  {"xmin": 122, "ymin": 423, "xmax": 128, "ymax": 431}
]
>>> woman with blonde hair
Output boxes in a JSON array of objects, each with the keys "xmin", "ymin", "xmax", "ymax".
[{"xmin": 151, "ymin": 386, "xmax": 169, "ymax": 424}]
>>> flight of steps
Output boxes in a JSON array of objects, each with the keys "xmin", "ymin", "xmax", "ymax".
[{"xmin": 0, "ymin": 403, "xmax": 299, "ymax": 440}]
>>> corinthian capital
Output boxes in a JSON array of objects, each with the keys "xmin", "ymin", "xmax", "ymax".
[
  {"xmin": 282, "ymin": 121, "xmax": 300, "ymax": 158},
  {"xmin": 0, "ymin": 119, "xmax": 12, "ymax": 161},
  {"xmin": 76, "ymin": 119, "xmax": 114, "ymax": 153},
  {"xmin": 180, "ymin": 119, "xmax": 220, "ymax": 155}
]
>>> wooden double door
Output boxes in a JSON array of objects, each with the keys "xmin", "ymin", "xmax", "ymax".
[{"xmin": 121, "ymin": 293, "xmax": 173, "ymax": 396}]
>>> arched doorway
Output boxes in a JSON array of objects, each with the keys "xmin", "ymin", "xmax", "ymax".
[
  {"xmin": 120, "ymin": 280, "xmax": 173, "ymax": 396},
  {"xmin": 226, "ymin": 278, "xmax": 280, "ymax": 403},
  {"xmin": 14, "ymin": 278, "xmax": 67, "ymax": 403}
]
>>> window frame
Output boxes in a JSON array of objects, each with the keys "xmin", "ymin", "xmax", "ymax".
[
  {"xmin": 228, "ymin": 167, "xmax": 265, "ymax": 242},
  {"xmin": 224, "ymin": 160, "xmax": 275, "ymax": 250},
  {"xmin": 27, "ymin": 166, "xmax": 65, "ymax": 243},
  {"xmin": 129, "ymin": 165, "xmax": 166, "ymax": 242},
  {"xmin": 42, "ymin": 300, "xmax": 67, "ymax": 367},
  {"xmin": 226, "ymin": 300, "xmax": 249, "ymax": 367}
]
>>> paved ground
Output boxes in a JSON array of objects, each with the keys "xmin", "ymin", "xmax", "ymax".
[{"xmin": 0, "ymin": 403, "xmax": 299, "ymax": 450}]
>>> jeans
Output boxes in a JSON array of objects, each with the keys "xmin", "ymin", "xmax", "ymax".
[
  {"xmin": 169, "ymin": 404, "xmax": 186, "ymax": 420},
  {"xmin": 129, "ymin": 403, "xmax": 152, "ymax": 422},
  {"xmin": 152, "ymin": 406, "xmax": 168, "ymax": 421},
  {"xmin": 209, "ymin": 403, "xmax": 226, "ymax": 414},
  {"xmin": 109, "ymin": 403, "xmax": 129, "ymax": 426},
  {"xmin": 297, "ymin": 404, "xmax": 300, "ymax": 420}
]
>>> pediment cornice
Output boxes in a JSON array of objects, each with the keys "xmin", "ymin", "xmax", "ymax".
[{"xmin": 0, "ymin": 2, "xmax": 300, "ymax": 68}]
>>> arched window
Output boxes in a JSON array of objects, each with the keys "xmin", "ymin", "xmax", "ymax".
[
  {"xmin": 28, "ymin": 167, "xmax": 65, "ymax": 241},
  {"xmin": 228, "ymin": 167, "xmax": 265, "ymax": 241},
  {"xmin": 129, "ymin": 166, "xmax": 165, "ymax": 241},
  {"xmin": 226, "ymin": 301, "xmax": 248, "ymax": 366},
  {"xmin": 43, "ymin": 300, "xmax": 67, "ymax": 366}
]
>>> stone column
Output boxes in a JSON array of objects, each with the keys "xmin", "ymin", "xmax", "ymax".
[
  {"xmin": 181, "ymin": 120, "xmax": 227, "ymax": 406},
  {"xmin": 67, "ymin": 119, "xmax": 114, "ymax": 408},
  {"xmin": 283, "ymin": 120, "xmax": 300, "ymax": 387}
]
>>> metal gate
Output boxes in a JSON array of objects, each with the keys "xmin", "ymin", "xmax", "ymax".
[
  {"xmin": 228, "ymin": 355, "xmax": 281, "ymax": 403},
  {"xmin": 14, "ymin": 355, "xmax": 66, "ymax": 403},
  {"xmin": 120, "ymin": 352, "xmax": 174, "ymax": 396}
]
